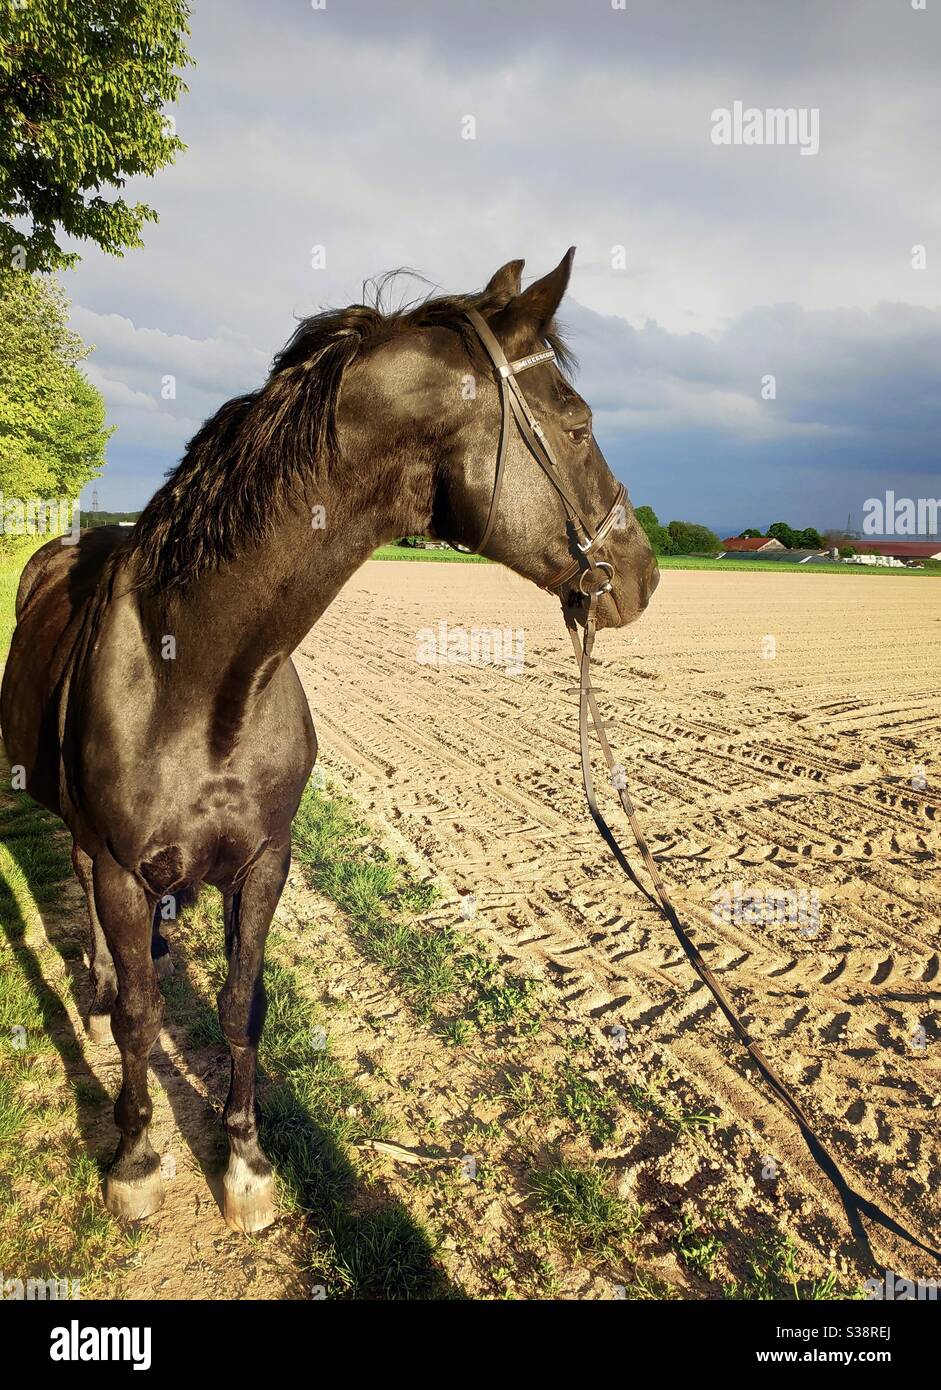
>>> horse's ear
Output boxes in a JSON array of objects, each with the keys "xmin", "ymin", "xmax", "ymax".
[
  {"xmin": 482, "ymin": 259, "xmax": 525, "ymax": 307},
  {"xmin": 513, "ymin": 247, "xmax": 575, "ymax": 327}
]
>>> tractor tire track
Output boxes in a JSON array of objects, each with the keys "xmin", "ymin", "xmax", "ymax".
[{"xmin": 296, "ymin": 563, "xmax": 941, "ymax": 1274}]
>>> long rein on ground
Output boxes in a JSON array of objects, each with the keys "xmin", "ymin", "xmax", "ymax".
[{"xmin": 460, "ymin": 306, "xmax": 940, "ymax": 1268}]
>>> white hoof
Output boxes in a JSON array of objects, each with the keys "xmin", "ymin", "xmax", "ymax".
[
  {"xmin": 222, "ymin": 1157, "xmax": 277, "ymax": 1235},
  {"xmin": 105, "ymin": 1169, "xmax": 165, "ymax": 1221},
  {"xmin": 86, "ymin": 1011, "xmax": 114, "ymax": 1044},
  {"xmin": 153, "ymin": 953, "xmax": 175, "ymax": 981}
]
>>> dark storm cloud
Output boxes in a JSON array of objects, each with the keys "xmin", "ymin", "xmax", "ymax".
[{"xmin": 62, "ymin": 0, "xmax": 940, "ymax": 526}]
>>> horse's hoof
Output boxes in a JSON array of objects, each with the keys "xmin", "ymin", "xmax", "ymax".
[
  {"xmin": 153, "ymin": 953, "xmax": 174, "ymax": 982},
  {"xmin": 222, "ymin": 1164, "xmax": 277, "ymax": 1235},
  {"xmin": 105, "ymin": 1170, "xmax": 165, "ymax": 1222},
  {"xmin": 86, "ymin": 1011, "xmax": 114, "ymax": 1044}
]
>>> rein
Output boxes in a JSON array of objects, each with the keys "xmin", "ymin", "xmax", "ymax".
[
  {"xmin": 568, "ymin": 592, "xmax": 941, "ymax": 1267},
  {"xmin": 461, "ymin": 307, "xmax": 941, "ymax": 1270}
]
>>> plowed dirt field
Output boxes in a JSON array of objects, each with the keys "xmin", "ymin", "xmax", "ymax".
[{"xmin": 295, "ymin": 561, "xmax": 941, "ymax": 1281}]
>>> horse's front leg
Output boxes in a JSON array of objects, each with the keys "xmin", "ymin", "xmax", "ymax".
[
  {"xmin": 92, "ymin": 850, "xmax": 165, "ymax": 1220},
  {"xmin": 217, "ymin": 841, "xmax": 290, "ymax": 1234}
]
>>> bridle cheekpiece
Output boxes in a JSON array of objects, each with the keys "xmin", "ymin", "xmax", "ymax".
[{"xmin": 461, "ymin": 307, "xmax": 625, "ymax": 601}]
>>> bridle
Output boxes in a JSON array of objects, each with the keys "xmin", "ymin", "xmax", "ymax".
[
  {"xmin": 455, "ymin": 305, "xmax": 941, "ymax": 1270},
  {"xmin": 461, "ymin": 306, "xmax": 625, "ymax": 599}
]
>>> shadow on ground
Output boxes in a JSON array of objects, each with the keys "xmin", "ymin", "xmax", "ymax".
[{"xmin": 0, "ymin": 774, "xmax": 461, "ymax": 1300}]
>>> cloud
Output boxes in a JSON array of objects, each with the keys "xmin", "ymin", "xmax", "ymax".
[
  {"xmin": 72, "ymin": 307, "xmax": 267, "ymax": 397},
  {"xmin": 57, "ymin": 0, "xmax": 940, "ymax": 526},
  {"xmin": 569, "ymin": 297, "xmax": 941, "ymax": 446}
]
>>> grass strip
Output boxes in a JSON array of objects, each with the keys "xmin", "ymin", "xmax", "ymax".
[
  {"xmin": 292, "ymin": 782, "xmax": 541, "ymax": 1037},
  {"xmin": 370, "ymin": 544, "xmax": 489, "ymax": 563},
  {"xmin": 0, "ymin": 789, "xmax": 137, "ymax": 1293},
  {"xmin": 167, "ymin": 889, "xmax": 456, "ymax": 1299},
  {"xmin": 657, "ymin": 555, "xmax": 941, "ymax": 576}
]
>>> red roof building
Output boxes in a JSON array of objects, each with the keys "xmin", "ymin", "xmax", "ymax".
[{"xmin": 720, "ymin": 536, "xmax": 786, "ymax": 552}]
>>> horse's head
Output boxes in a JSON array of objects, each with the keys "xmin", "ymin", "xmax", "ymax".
[{"xmin": 432, "ymin": 249, "xmax": 658, "ymax": 628}]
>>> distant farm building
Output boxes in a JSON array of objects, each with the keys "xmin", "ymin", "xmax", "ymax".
[
  {"xmin": 716, "ymin": 536, "xmax": 940, "ymax": 568},
  {"xmin": 719, "ymin": 546, "xmax": 835, "ymax": 565},
  {"xmin": 741, "ymin": 548, "xmax": 834, "ymax": 564},
  {"xmin": 719, "ymin": 537, "xmax": 786, "ymax": 553},
  {"xmin": 850, "ymin": 540, "xmax": 941, "ymax": 562}
]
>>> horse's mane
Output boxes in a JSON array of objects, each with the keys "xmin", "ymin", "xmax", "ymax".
[{"xmin": 128, "ymin": 271, "xmax": 574, "ymax": 591}]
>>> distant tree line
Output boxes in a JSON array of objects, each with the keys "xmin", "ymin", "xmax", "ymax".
[
  {"xmin": 635, "ymin": 507, "xmax": 721, "ymax": 556},
  {"xmin": 739, "ymin": 522, "xmax": 824, "ymax": 549},
  {"xmin": 80, "ymin": 510, "xmax": 140, "ymax": 529}
]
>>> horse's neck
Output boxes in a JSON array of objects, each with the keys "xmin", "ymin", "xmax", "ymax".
[{"xmin": 133, "ymin": 442, "xmax": 435, "ymax": 725}]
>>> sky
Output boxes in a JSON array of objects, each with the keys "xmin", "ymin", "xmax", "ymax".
[{"xmin": 60, "ymin": 0, "xmax": 941, "ymax": 536}]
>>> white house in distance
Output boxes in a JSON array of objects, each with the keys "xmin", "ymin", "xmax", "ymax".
[{"xmin": 849, "ymin": 540, "xmax": 941, "ymax": 563}]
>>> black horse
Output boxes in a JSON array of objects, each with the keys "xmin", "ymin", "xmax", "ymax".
[{"xmin": 1, "ymin": 251, "xmax": 657, "ymax": 1232}]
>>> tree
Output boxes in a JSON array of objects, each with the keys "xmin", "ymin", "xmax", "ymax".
[
  {"xmin": 0, "ymin": 271, "xmax": 109, "ymax": 547},
  {"xmin": 0, "ymin": 1, "xmax": 191, "ymax": 275},
  {"xmin": 767, "ymin": 522, "xmax": 823, "ymax": 550},
  {"xmin": 767, "ymin": 521, "xmax": 798, "ymax": 549},
  {"xmin": 739, "ymin": 528, "xmax": 763, "ymax": 538},
  {"xmin": 635, "ymin": 504, "xmax": 675, "ymax": 555},
  {"xmin": 55, "ymin": 366, "xmax": 109, "ymax": 497},
  {"xmin": 667, "ymin": 519, "xmax": 721, "ymax": 555}
]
